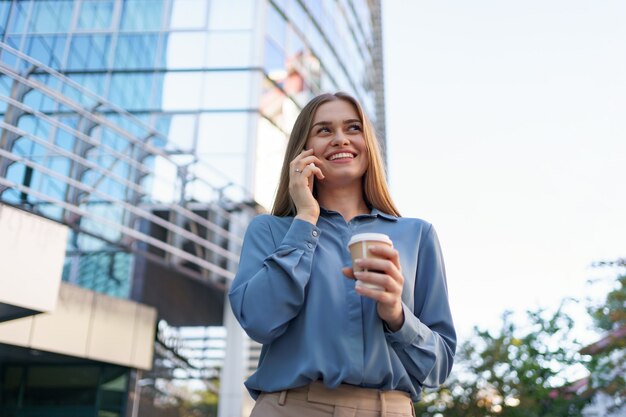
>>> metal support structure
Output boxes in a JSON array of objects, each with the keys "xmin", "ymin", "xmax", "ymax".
[
  {"xmin": 0, "ymin": 66, "xmax": 34, "ymax": 195},
  {"xmin": 0, "ymin": 40, "xmax": 257, "ymax": 287},
  {"xmin": 219, "ymin": 208, "xmax": 255, "ymax": 417}
]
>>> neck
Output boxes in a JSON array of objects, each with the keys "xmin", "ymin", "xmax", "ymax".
[{"xmin": 316, "ymin": 182, "xmax": 369, "ymax": 222}]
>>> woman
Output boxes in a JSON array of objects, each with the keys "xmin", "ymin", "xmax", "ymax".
[{"xmin": 229, "ymin": 92, "xmax": 456, "ymax": 416}]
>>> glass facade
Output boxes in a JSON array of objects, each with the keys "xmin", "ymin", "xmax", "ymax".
[
  {"xmin": 0, "ymin": 0, "xmax": 384, "ymax": 290},
  {"xmin": 1, "ymin": 360, "xmax": 128, "ymax": 417},
  {"xmin": 0, "ymin": 0, "xmax": 384, "ymax": 414}
]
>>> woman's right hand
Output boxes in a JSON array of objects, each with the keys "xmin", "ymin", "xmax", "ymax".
[{"xmin": 289, "ymin": 148, "xmax": 325, "ymax": 224}]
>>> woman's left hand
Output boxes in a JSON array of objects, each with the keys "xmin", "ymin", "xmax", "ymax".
[{"xmin": 342, "ymin": 245, "xmax": 405, "ymax": 332}]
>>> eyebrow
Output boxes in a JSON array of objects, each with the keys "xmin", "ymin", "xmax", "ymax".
[{"xmin": 310, "ymin": 119, "xmax": 362, "ymax": 130}]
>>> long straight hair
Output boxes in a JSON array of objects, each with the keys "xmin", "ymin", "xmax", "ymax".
[{"xmin": 271, "ymin": 92, "xmax": 400, "ymax": 217}]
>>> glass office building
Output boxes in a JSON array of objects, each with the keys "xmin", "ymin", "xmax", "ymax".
[{"xmin": 0, "ymin": 0, "xmax": 385, "ymax": 415}]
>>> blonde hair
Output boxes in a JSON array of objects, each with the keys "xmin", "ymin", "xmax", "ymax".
[{"xmin": 272, "ymin": 92, "xmax": 400, "ymax": 217}]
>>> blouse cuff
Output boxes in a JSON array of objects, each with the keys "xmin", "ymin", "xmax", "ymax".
[
  {"xmin": 384, "ymin": 303, "xmax": 422, "ymax": 347},
  {"xmin": 280, "ymin": 218, "xmax": 321, "ymax": 252}
]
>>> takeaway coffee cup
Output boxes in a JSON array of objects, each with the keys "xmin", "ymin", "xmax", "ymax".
[{"xmin": 347, "ymin": 233, "xmax": 393, "ymax": 291}]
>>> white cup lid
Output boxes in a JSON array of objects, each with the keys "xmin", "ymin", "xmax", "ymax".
[{"xmin": 347, "ymin": 233, "xmax": 392, "ymax": 247}]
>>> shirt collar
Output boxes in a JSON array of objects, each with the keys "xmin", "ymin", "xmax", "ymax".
[
  {"xmin": 319, "ymin": 207, "xmax": 398, "ymax": 222},
  {"xmin": 370, "ymin": 208, "xmax": 399, "ymax": 222}
]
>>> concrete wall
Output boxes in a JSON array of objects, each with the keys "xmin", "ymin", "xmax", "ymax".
[
  {"xmin": 0, "ymin": 282, "xmax": 157, "ymax": 370},
  {"xmin": 0, "ymin": 203, "xmax": 67, "ymax": 321}
]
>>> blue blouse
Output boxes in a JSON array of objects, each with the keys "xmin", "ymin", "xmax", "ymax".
[{"xmin": 228, "ymin": 207, "xmax": 456, "ymax": 401}]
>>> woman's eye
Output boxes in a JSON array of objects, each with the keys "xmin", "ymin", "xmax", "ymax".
[
  {"xmin": 318, "ymin": 127, "xmax": 331, "ymax": 134},
  {"xmin": 348, "ymin": 124, "xmax": 362, "ymax": 131}
]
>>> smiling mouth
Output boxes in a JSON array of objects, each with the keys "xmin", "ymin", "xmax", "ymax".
[{"xmin": 328, "ymin": 152, "xmax": 355, "ymax": 161}]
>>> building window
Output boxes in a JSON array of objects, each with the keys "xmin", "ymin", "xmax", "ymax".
[
  {"xmin": 67, "ymin": 34, "xmax": 111, "ymax": 70},
  {"xmin": 120, "ymin": 0, "xmax": 164, "ymax": 31},
  {"xmin": 29, "ymin": 1, "xmax": 74, "ymax": 33},
  {"xmin": 208, "ymin": 0, "xmax": 255, "ymax": 31},
  {"xmin": 169, "ymin": 0, "xmax": 208, "ymax": 30},
  {"xmin": 77, "ymin": 0, "xmax": 114, "ymax": 31}
]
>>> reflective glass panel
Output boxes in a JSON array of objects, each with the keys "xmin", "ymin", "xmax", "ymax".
[
  {"xmin": 22, "ymin": 88, "xmax": 54, "ymax": 117},
  {"xmin": 286, "ymin": 1, "xmax": 307, "ymax": 35},
  {"xmin": 208, "ymin": 0, "xmax": 255, "ymax": 30},
  {"xmin": 267, "ymin": 5, "xmax": 286, "ymax": 48},
  {"xmin": 170, "ymin": 0, "xmax": 207, "ymax": 29},
  {"xmin": 67, "ymin": 73, "xmax": 107, "ymax": 99},
  {"xmin": 148, "ymin": 155, "xmax": 179, "ymax": 203},
  {"xmin": 108, "ymin": 73, "xmax": 154, "ymax": 111},
  {"xmin": 120, "ymin": 0, "xmax": 164, "ymax": 31},
  {"xmin": 3, "ymin": 35, "xmax": 23, "ymax": 68},
  {"xmin": 197, "ymin": 112, "xmax": 248, "ymax": 154},
  {"xmin": 163, "ymin": 32, "xmax": 206, "ymax": 69},
  {"xmin": 0, "ymin": 1, "xmax": 11, "ymax": 34},
  {"xmin": 161, "ymin": 71, "xmax": 203, "ymax": 111},
  {"xmin": 195, "ymin": 153, "xmax": 246, "ymax": 191},
  {"xmin": 29, "ymin": 1, "xmax": 73, "ymax": 33},
  {"xmin": 201, "ymin": 71, "xmax": 252, "ymax": 109},
  {"xmin": 264, "ymin": 38, "xmax": 285, "ymax": 76},
  {"xmin": 164, "ymin": 114, "xmax": 197, "ymax": 151},
  {"xmin": 286, "ymin": 26, "xmax": 304, "ymax": 58},
  {"xmin": 113, "ymin": 34, "xmax": 158, "ymax": 69},
  {"xmin": 24, "ymin": 35, "xmax": 66, "ymax": 68},
  {"xmin": 5, "ymin": 1, "xmax": 27, "ymax": 33},
  {"xmin": 78, "ymin": 0, "xmax": 114, "ymax": 30},
  {"xmin": 206, "ymin": 32, "xmax": 252, "ymax": 68},
  {"xmin": 0, "ymin": 74, "xmax": 10, "ymax": 110},
  {"xmin": 67, "ymin": 35, "xmax": 111, "ymax": 70},
  {"xmin": 308, "ymin": 0, "xmax": 324, "ymax": 26},
  {"xmin": 255, "ymin": 117, "xmax": 287, "ymax": 209}
]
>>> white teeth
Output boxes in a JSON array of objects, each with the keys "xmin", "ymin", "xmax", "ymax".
[{"xmin": 329, "ymin": 152, "xmax": 354, "ymax": 161}]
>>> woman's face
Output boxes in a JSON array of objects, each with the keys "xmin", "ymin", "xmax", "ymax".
[{"xmin": 304, "ymin": 99, "xmax": 369, "ymax": 187}]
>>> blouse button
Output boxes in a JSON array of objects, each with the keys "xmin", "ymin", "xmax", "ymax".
[
  {"xmin": 306, "ymin": 242, "xmax": 313, "ymax": 249},
  {"xmin": 312, "ymin": 230, "xmax": 319, "ymax": 237}
]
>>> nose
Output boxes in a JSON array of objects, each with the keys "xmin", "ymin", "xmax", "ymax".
[{"xmin": 330, "ymin": 130, "xmax": 350, "ymax": 146}]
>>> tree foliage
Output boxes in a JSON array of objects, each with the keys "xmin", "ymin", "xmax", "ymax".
[
  {"xmin": 585, "ymin": 259, "xmax": 626, "ymax": 413},
  {"xmin": 178, "ymin": 388, "xmax": 219, "ymax": 417},
  {"xmin": 415, "ymin": 304, "xmax": 590, "ymax": 417}
]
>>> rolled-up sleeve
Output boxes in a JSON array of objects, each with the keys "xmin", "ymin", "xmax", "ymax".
[
  {"xmin": 385, "ymin": 224, "xmax": 456, "ymax": 388},
  {"xmin": 229, "ymin": 216, "xmax": 321, "ymax": 344}
]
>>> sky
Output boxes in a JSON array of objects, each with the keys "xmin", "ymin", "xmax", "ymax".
[{"xmin": 383, "ymin": 1, "xmax": 626, "ymax": 343}]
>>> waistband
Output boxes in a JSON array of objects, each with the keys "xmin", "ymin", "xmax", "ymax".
[{"xmin": 267, "ymin": 381, "xmax": 414, "ymax": 414}]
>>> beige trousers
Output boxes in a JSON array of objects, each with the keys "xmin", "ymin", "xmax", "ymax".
[{"xmin": 249, "ymin": 382, "xmax": 416, "ymax": 417}]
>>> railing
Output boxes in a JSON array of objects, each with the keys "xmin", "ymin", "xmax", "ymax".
[{"xmin": 0, "ymin": 41, "xmax": 259, "ymax": 287}]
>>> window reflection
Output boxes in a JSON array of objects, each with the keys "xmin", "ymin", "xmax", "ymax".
[
  {"xmin": 5, "ymin": 1, "xmax": 28, "ymax": 33},
  {"xmin": 114, "ymin": 34, "xmax": 158, "ymax": 69},
  {"xmin": 161, "ymin": 113, "xmax": 197, "ymax": 151},
  {"xmin": 161, "ymin": 71, "xmax": 203, "ymax": 111},
  {"xmin": 120, "ymin": 0, "xmax": 164, "ymax": 31},
  {"xmin": 170, "ymin": 0, "xmax": 207, "ymax": 29},
  {"xmin": 267, "ymin": 5, "xmax": 286, "ymax": 48},
  {"xmin": 206, "ymin": 32, "xmax": 252, "ymax": 68},
  {"xmin": 164, "ymin": 32, "xmax": 206, "ymax": 69},
  {"xmin": 255, "ymin": 117, "xmax": 288, "ymax": 209},
  {"xmin": 264, "ymin": 38, "xmax": 285, "ymax": 78},
  {"xmin": 201, "ymin": 72, "xmax": 251, "ymax": 109},
  {"xmin": 208, "ymin": 0, "xmax": 255, "ymax": 30},
  {"xmin": 0, "ymin": 1, "xmax": 11, "ymax": 33},
  {"xmin": 68, "ymin": 35, "xmax": 111, "ymax": 70},
  {"xmin": 78, "ymin": 0, "xmax": 114, "ymax": 30},
  {"xmin": 197, "ymin": 112, "xmax": 248, "ymax": 154},
  {"xmin": 195, "ymin": 154, "xmax": 246, "ymax": 192},
  {"xmin": 109, "ymin": 73, "xmax": 154, "ymax": 111},
  {"xmin": 67, "ymin": 73, "xmax": 107, "ymax": 101},
  {"xmin": 24, "ymin": 35, "xmax": 66, "ymax": 69},
  {"xmin": 29, "ymin": 1, "xmax": 73, "ymax": 33}
]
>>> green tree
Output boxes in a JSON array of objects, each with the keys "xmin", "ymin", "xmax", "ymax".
[
  {"xmin": 178, "ymin": 388, "xmax": 219, "ymax": 417},
  {"xmin": 585, "ymin": 258, "xmax": 626, "ymax": 413},
  {"xmin": 415, "ymin": 303, "xmax": 590, "ymax": 417}
]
